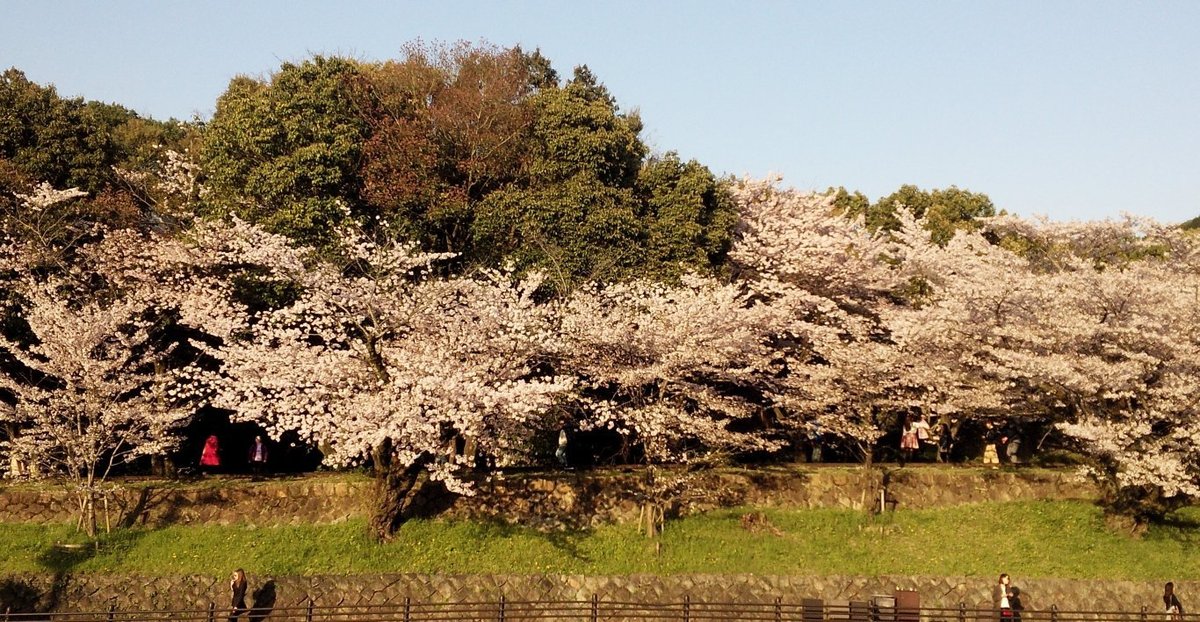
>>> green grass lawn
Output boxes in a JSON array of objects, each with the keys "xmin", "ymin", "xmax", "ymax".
[{"xmin": 4, "ymin": 500, "xmax": 1199, "ymax": 579}]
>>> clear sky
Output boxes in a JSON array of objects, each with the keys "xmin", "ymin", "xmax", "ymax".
[{"xmin": 2, "ymin": 0, "xmax": 1198, "ymax": 223}]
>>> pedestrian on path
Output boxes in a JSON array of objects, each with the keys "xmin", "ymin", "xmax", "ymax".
[
  {"xmin": 994, "ymin": 573, "xmax": 1012, "ymax": 622},
  {"xmin": 1165, "ymin": 582, "xmax": 1184, "ymax": 621},
  {"xmin": 229, "ymin": 569, "xmax": 248, "ymax": 622},
  {"xmin": 200, "ymin": 435, "xmax": 221, "ymax": 473}
]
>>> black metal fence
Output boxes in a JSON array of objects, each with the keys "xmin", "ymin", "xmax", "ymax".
[{"xmin": 3, "ymin": 599, "xmax": 1194, "ymax": 622}]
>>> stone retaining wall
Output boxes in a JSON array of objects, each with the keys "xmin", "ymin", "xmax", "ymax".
[
  {"xmin": 0, "ymin": 468, "xmax": 1098, "ymax": 529},
  {"xmin": 0, "ymin": 573, "xmax": 1184, "ymax": 616},
  {"xmin": 446, "ymin": 467, "xmax": 1099, "ymax": 529},
  {"xmin": 0, "ymin": 478, "xmax": 371, "ymax": 527}
]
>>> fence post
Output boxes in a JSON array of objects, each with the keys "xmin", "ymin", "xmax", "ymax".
[
  {"xmin": 684, "ymin": 594, "xmax": 691, "ymax": 622},
  {"xmin": 1050, "ymin": 605, "xmax": 1058, "ymax": 622},
  {"xmin": 404, "ymin": 597, "xmax": 411, "ymax": 622},
  {"xmin": 591, "ymin": 594, "xmax": 599, "ymax": 622},
  {"xmin": 107, "ymin": 603, "xmax": 115, "ymax": 622},
  {"xmin": 776, "ymin": 597, "xmax": 783, "ymax": 622},
  {"xmin": 208, "ymin": 602, "xmax": 215, "ymax": 622},
  {"xmin": 1142, "ymin": 606, "xmax": 1148, "ymax": 622},
  {"xmin": 306, "ymin": 598, "xmax": 314, "ymax": 622},
  {"xmin": 958, "ymin": 602, "xmax": 966, "ymax": 622},
  {"xmin": 498, "ymin": 595, "xmax": 506, "ymax": 622}
]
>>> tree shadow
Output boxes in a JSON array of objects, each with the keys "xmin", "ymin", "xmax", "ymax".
[
  {"xmin": 27, "ymin": 527, "xmax": 151, "ymax": 614},
  {"xmin": 248, "ymin": 580, "xmax": 277, "ymax": 622},
  {"xmin": 1147, "ymin": 512, "xmax": 1200, "ymax": 544},
  {"xmin": 35, "ymin": 528, "xmax": 146, "ymax": 574},
  {"xmin": 0, "ymin": 576, "xmax": 54, "ymax": 619},
  {"xmin": 471, "ymin": 516, "xmax": 595, "ymax": 563},
  {"xmin": 115, "ymin": 485, "xmax": 174, "ymax": 528}
]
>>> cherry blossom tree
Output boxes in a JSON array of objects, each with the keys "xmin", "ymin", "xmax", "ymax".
[
  {"xmin": 890, "ymin": 210, "xmax": 1200, "ymax": 528},
  {"xmin": 0, "ymin": 190, "xmax": 231, "ymax": 535},
  {"xmin": 189, "ymin": 218, "xmax": 571, "ymax": 538},
  {"xmin": 726, "ymin": 178, "xmax": 930, "ymax": 462},
  {"xmin": 559, "ymin": 275, "xmax": 791, "ymax": 465}
]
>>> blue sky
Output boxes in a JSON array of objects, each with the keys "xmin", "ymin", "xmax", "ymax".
[{"xmin": 2, "ymin": 1, "xmax": 1198, "ymax": 223}]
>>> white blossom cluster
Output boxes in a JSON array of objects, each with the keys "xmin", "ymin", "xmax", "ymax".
[{"xmin": 2, "ymin": 178, "xmax": 1199, "ymax": 511}]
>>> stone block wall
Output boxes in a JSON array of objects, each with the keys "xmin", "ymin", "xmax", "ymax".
[
  {"xmin": 0, "ymin": 573, "xmax": 1185, "ymax": 617},
  {"xmin": 442, "ymin": 467, "xmax": 1099, "ymax": 529},
  {"xmin": 0, "ymin": 468, "xmax": 1098, "ymax": 529},
  {"xmin": 0, "ymin": 478, "xmax": 371, "ymax": 527}
]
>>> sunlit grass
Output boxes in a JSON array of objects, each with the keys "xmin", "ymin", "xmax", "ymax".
[{"xmin": 4, "ymin": 501, "xmax": 1198, "ymax": 579}]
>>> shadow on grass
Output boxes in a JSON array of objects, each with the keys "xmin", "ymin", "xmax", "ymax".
[
  {"xmin": 1147, "ymin": 512, "xmax": 1200, "ymax": 544},
  {"xmin": 13, "ymin": 527, "xmax": 152, "ymax": 615},
  {"xmin": 36, "ymin": 526, "xmax": 153, "ymax": 574},
  {"xmin": 471, "ymin": 517, "xmax": 596, "ymax": 564}
]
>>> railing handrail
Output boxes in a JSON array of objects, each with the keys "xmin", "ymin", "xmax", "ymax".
[{"xmin": 3, "ymin": 600, "xmax": 1195, "ymax": 622}]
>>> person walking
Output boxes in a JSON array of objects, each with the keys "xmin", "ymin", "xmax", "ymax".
[
  {"xmin": 248, "ymin": 436, "xmax": 269, "ymax": 476},
  {"xmin": 1165, "ymin": 582, "xmax": 1184, "ymax": 621},
  {"xmin": 229, "ymin": 569, "xmax": 248, "ymax": 622},
  {"xmin": 200, "ymin": 435, "xmax": 221, "ymax": 474}
]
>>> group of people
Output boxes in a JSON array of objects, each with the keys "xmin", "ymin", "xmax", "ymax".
[
  {"xmin": 982, "ymin": 420, "xmax": 1022, "ymax": 467},
  {"xmin": 899, "ymin": 415, "xmax": 1028, "ymax": 466},
  {"xmin": 995, "ymin": 573, "xmax": 1185, "ymax": 621},
  {"xmin": 200, "ymin": 435, "xmax": 270, "ymax": 474},
  {"xmin": 898, "ymin": 414, "xmax": 939, "ymax": 465}
]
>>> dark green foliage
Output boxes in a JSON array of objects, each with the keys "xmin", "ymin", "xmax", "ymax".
[
  {"xmin": 201, "ymin": 57, "xmax": 369, "ymax": 247},
  {"xmin": 8, "ymin": 48, "xmax": 741, "ymax": 290},
  {"xmin": 871, "ymin": 184, "xmax": 995, "ymax": 244},
  {"xmin": 0, "ymin": 68, "xmax": 183, "ymax": 195},
  {"xmin": 829, "ymin": 186, "xmax": 870, "ymax": 219},
  {"xmin": 636, "ymin": 153, "xmax": 737, "ymax": 275},
  {"xmin": 837, "ymin": 184, "xmax": 995, "ymax": 245},
  {"xmin": 474, "ymin": 67, "xmax": 736, "ymax": 288},
  {"xmin": 526, "ymin": 66, "xmax": 646, "ymax": 188},
  {"xmin": 229, "ymin": 273, "xmax": 304, "ymax": 315},
  {"xmin": 474, "ymin": 175, "xmax": 645, "ymax": 288}
]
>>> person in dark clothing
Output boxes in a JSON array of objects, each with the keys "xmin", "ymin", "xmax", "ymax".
[
  {"xmin": 1165, "ymin": 582, "xmax": 1184, "ymax": 620},
  {"xmin": 1002, "ymin": 419, "xmax": 1023, "ymax": 464},
  {"xmin": 248, "ymin": 436, "xmax": 269, "ymax": 475},
  {"xmin": 229, "ymin": 569, "xmax": 248, "ymax": 622},
  {"xmin": 1008, "ymin": 586, "xmax": 1024, "ymax": 622},
  {"xmin": 936, "ymin": 419, "xmax": 954, "ymax": 463}
]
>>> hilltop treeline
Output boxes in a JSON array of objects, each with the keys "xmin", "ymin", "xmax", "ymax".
[{"xmin": 2, "ymin": 42, "xmax": 1001, "ymax": 287}]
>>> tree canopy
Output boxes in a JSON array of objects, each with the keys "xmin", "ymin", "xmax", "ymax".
[{"xmin": 201, "ymin": 46, "xmax": 736, "ymax": 286}]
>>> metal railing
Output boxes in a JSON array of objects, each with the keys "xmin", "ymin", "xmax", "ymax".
[{"xmin": 3, "ymin": 599, "xmax": 1194, "ymax": 622}]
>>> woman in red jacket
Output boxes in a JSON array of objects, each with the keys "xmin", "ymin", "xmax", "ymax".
[{"xmin": 200, "ymin": 435, "xmax": 221, "ymax": 473}]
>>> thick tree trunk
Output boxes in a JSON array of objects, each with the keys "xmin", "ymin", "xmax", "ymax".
[
  {"xmin": 369, "ymin": 443, "xmax": 433, "ymax": 542},
  {"xmin": 859, "ymin": 447, "xmax": 883, "ymax": 513}
]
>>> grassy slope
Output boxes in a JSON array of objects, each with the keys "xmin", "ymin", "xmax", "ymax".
[{"xmin": 5, "ymin": 501, "xmax": 1199, "ymax": 579}]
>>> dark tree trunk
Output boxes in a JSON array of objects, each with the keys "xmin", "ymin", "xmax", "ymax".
[{"xmin": 369, "ymin": 441, "xmax": 433, "ymax": 542}]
